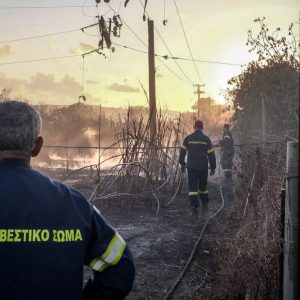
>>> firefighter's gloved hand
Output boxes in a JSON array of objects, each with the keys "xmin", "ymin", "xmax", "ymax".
[{"xmin": 209, "ymin": 169, "xmax": 215, "ymax": 176}]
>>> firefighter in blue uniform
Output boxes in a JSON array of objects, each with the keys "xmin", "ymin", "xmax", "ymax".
[
  {"xmin": 0, "ymin": 101, "xmax": 135, "ymax": 300},
  {"xmin": 179, "ymin": 120, "xmax": 216, "ymax": 215},
  {"xmin": 219, "ymin": 124, "xmax": 234, "ymax": 181}
]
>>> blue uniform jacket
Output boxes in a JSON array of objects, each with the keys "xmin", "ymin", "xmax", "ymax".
[
  {"xmin": 0, "ymin": 159, "xmax": 135, "ymax": 300},
  {"xmin": 179, "ymin": 130, "xmax": 216, "ymax": 171}
]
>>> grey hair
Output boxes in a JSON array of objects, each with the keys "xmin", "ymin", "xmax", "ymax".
[{"xmin": 0, "ymin": 101, "xmax": 42, "ymax": 155}]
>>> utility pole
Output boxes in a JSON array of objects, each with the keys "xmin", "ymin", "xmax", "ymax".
[
  {"xmin": 283, "ymin": 141, "xmax": 299, "ymax": 300},
  {"xmin": 148, "ymin": 19, "xmax": 157, "ymax": 146},
  {"xmin": 193, "ymin": 84, "xmax": 205, "ymax": 118}
]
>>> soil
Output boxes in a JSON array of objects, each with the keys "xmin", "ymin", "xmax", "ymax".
[{"xmin": 40, "ymin": 168, "xmax": 237, "ymax": 300}]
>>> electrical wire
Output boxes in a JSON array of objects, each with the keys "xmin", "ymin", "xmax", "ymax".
[
  {"xmin": 155, "ymin": 27, "xmax": 194, "ymax": 85},
  {"xmin": 174, "ymin": 0, "xmax": 203, "ymax": 83},
  {"xmin": 0, "ymin": 36, "xmax": 243, "ymax": 67},
  {"xmin": 0, "ymin": 46, "xmax": 106, "ymax": 66},
  {"xmin": 113, "ymin": 42, "xmax": 148, "ymax": 54},
  {"xmin": 106, "ymin": 2, "xmax": 191, "ymax": 85},
  {"xmin": 157, "ymin": 58, "xmax": 191, "ymax": 84},
  {"xmin": 106, "ymin": 3, "xmax": 147, "ymax": 47},
  {"xmin": 137, "ymin": 0, "xmax": 194, "ymax": 85},
  {"xmin": 0, "ymin": 5, "xmax": 96, "ymax": 9},
  {"xmin": 0, "ymin": 55, "xmax": 81, "ymax": 66},
  {"xmin": 0, "ymin": 22, "xmax": 243, "ymax": 67},
  {"xmin": 111, "ymin": 44, "xmax": 189, "ymax": 83},
  {"xmin": 0, "ymin": 28, "xmax": 80, "ymax": 44},
  {"xmin": 113, "ymin": 42, "xmax": 243, "ymax": 66}
]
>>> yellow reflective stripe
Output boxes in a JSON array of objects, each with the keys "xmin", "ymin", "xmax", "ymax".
[
  {"xmin": 198, "ymin": 190, "xmax": 208, "ymax": 195},
  {"xmin": 89, "ymin": 232, "xmax": 126, "ymax": 272},
  {"xmin": 181, "ymin": 145, "xmax": 187, "ymax": 150},
  {"xmin": 188, "ymin": 141, "xmax": 207, "ymax": 145},
  {"xmin": 207, "ymin": 148, "xmax": 214, "ymax": 153},
  {"xmin": 110, "ymin": 238, "xmax": 126, "ymax": 266},
  {"xmin": 189, "ymin": 192, "xmax": 198, "ymax": 196},
  {"xmin": 101, "ymin": 233, "xmax": 119, "ymax": 260},
  {"xmin": 90, "ymin": 258, "xmax": 109, "ymax": 272},
  {"xmin": 101, "ymin": 233, "xmax": 126, "ymax": 264}
]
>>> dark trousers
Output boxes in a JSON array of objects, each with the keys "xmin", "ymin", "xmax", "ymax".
[
  {"xmin": 221, "ymin": 152, "xmax": 234, "ymax": 178},
  {"xmin": 187, "ymin": 168, "xmax": 209, "ymax": 207}
]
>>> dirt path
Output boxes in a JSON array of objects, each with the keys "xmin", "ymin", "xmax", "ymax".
[
  {"xmin": 41, "ymin": 168, "xmax": 236, "ymax": 299},
  {"xmin": 90, "ymin": 180, "xmax": 236, "ymax": 300}
]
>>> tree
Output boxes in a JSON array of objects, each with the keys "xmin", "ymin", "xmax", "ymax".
[{"xmin": 226, "ymin": 18, "xmax": 299, "ymax": 143}]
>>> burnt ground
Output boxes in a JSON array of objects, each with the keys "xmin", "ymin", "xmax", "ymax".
[{"xmin": 39, "ymin": 168, "xmax": 238, "ymax": 299}]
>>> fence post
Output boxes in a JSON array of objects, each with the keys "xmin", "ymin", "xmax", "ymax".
[
  {"xmin": 280, "ymin": 188, "xmax": 285, "ymax": 300},
  {"xmin": 283, "ymin": 141, "xmax": 299, "ymax": 300}
]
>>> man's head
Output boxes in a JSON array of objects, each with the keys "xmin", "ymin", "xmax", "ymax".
[
  {"xmin": 223, "ymin": 123, "xmax": 230, "ymax": 133},
  {"xmin": 0, "ymin": 101, "xmax": 43, "ymax": 161},
  {"xmin": 194, "ymin": 120, "xmax": 203, "ymax": 131}
]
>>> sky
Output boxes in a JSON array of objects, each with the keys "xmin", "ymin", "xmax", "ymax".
[{"xmin": 0, "ymin": 0, "xmax": 299, "ymax": 111}]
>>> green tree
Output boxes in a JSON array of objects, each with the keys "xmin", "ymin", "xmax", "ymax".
[{"xmin": 227, "ymin": 18, "xmax": 299, "ymax": 143}]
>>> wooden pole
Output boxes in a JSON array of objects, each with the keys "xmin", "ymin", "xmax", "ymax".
[
  {"xmin": 193, "ymin": 84, "xmax": 205, "ymax": 118},
  {"xmin": 283, "ymin": 141, "xmax": 299, "ymax": 300},
  {"xmin": 148, "ymin": 19, "xmax": 157, "ymax": 146}
]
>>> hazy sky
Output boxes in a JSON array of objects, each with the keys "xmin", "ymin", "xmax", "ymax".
[{"xmin": 0, "ymin": 0, "xmax": 298, "ymax": 111}]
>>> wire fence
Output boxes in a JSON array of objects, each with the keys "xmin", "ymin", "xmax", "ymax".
[{"xmin": 201, "ymin": 139, "xmax": 291, "ymax": 299}]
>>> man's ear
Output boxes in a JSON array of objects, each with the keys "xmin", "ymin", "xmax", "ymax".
[{"xmin": 31, "ymin": 136, "xmax": 43, "ymax": 157}]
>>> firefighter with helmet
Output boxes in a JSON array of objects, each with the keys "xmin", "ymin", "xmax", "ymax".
[
  {"xmin": 179, "ymin": 120, "xmax": 216, "ymax": 216},
  {"xmin": 218, "ymin": 123, "xmax": 234, "ymax": 181}
]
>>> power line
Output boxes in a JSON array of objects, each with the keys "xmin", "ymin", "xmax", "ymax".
[
  {"xmin": 106, "ymin": 2, "xmax": 191, "ymax": 85},
  {"xmin": 106, "ymin": 3, "xmax": 148, "ymax": 47},
  {"xmin": 0, "ymin": 54, "xmax": 81, "ymax": 66},
  {"xmin": 138, "ymin": 0, "xmax": 193, "ymax": 84},
  {"xmin": 154, "ymin": 25, "xmax": 194, "ymax": 84},
  {"xmin": 113, "ymin": 42, "xmax": 148, "ymax": 54},
  {"xmin": 157, "ymin": 57, "xmax": 191, "ymax": 84},
  {"xmin": 0, "ymin": 5, "xmax": 96, "ymax": 9},
  {"xmin": 174, "ymin": 0, "xmax": 202, "ymax": 83},
  {"xmin": 0, "ymin": 19, "xmax": 244, "ymax": 66},
  {"xmin": 0, "ymin": 41, "xmax": 244, "ymax": 67},
  {"xmin": 0, "ymin": 28, "xmax": 80, "ymax": 44},
  {"xmin": 139, "ymin": 0, "xmax": 193, "ymax": 84},
  {"xmin": 169, "ymin": 56, "xmax": 243, "ymax": 66},
  {"xmin": 113, "ymin": 42, "xmax": 243, "ymax": 66},
  {"xmin": 137, "ymin": 0, "xmax": 194, "ymax": 85}
]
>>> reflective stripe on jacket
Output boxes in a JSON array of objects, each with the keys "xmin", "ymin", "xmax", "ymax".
[
  {"xmin": 0, "ymin": 159, "xmax": 135, "ymax": 300},
  {"xmin": 179, "ymin": 130, "xmax": 216, "ymax": 170}
]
